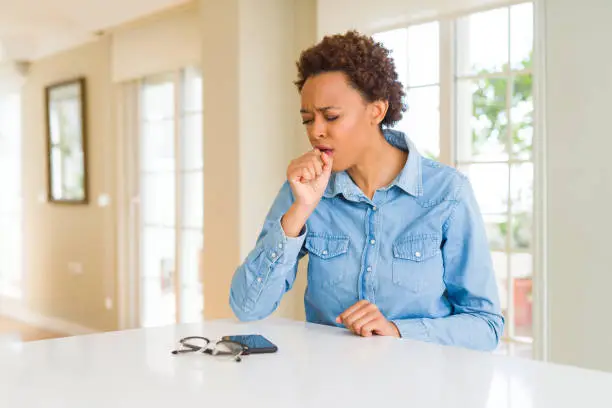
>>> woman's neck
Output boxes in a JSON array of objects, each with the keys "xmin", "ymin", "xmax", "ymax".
[{"xmin": 347, "ymin": 130, "xmax": 408, "ymax": 200}]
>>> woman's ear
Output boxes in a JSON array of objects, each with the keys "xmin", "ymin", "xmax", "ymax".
[{"xmin": 370, "ymin": 100, "xmax": 389, "ymax": 126}]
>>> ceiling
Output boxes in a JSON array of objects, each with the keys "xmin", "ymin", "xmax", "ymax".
[{"xmin": 0, "ymin": 0, "xmax": 189, "ymax": 62}]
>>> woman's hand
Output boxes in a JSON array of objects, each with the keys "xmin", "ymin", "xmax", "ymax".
[
  {"xmin": 336, "ymin": 300, "xmax": 400, "ymax": 338},
  {"xmin": 286, "ymin": 149, "xmax": 333, "ymax": 210},
  {"xmin": 280, "ymin": 149, "xmax": 333, "ymax": 238}
]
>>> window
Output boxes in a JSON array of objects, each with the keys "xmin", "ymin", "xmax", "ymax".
[
  {"xmin": 455, "ymin": 4, "xmax": 534, "ymax": 347},
  {"xmin": 139, "ymin": 67, "xmax": 204, "ymax": 327},
  {"xmin": 374, "ymin": 23, "xmax": 441, "ymax": 160},
  {"xmin": 0, "ymin": 93, "xmax": 22, "ymax": 298},
  {"xmin": 374, "ymin": 2, "xmax": 535, "ymax": 357}
]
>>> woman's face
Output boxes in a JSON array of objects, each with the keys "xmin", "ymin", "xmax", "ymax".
[{"xmin": 299, "ymin": 71, "xmax": 385, "ymax": 172}]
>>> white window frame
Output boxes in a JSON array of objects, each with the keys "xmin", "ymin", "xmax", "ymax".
[
  {"xmin": 368, "ymin": 0, "xmax": 547, "ymax": 360},
  {"xmin": 121, "ymin": 67, "xmax": 204, "ymax": 328}
]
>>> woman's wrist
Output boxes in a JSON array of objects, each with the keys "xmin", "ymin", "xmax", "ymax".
[{"xmin": 281, "ymin": 203, "xmax": 314, "ymax": 237}]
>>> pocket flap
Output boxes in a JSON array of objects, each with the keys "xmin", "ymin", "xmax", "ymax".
[
  {"xmin": 305, "ymin": 234, "xmax": 349, "ymax": 259},
  {"xmin": 392, "ymin": 234, "xmax": 440, "ymax": 262}
]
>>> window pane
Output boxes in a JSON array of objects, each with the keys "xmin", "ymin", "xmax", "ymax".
[
  {"xmin": 459, "ymin": 163, "xmax": 509, "ymax": 214},
  {"xmin": 511, "ymin": 163, "xmax": 533, "ymax": 213},
  {"xmin": 456, "ymin": 7, "xmax": 509, "ymax": 76},
  {"xmin": 512, "ymin": 212, "xmax": 532, "ymax": 250},
  {"xmin": 510, "ymin": 3, "xmax": 534, "ymax": 70},
  {"xmin": 180, "ymin": 229, "xmax": 203, "ymax": 323},
  {"xmin": 511, "ymin": 253, "xmax": 533, "ymax": 339},
  {"xmin": 407, "ymin": 22, "xmax": 439, "ymax": 86},
  {"xmin": 181, "ymin": 285, "xmax": 203, "ymax": 323},
  {"xmin": 0, "ymin": 153, "xmax": 19, "ymax": 210},
  {"xmin": 511, "ymin": 252, "xmax": 533, "ymax": 278},
  {"xmin": 142, "ymin": 75, "xmax": 175, "ymax": 121},
  {"xmin": 373, "ymin": 28, "xmax": 408, "ymax": 88},
  {"xmin": 181, "ymin": 171, "xmax": 203, "ymax": 229},
  {"xmin": 513, "ymin": 277, "xmax": 533, "ymax": 339},
  {"xmin": 0, "ymin": 94, "xmax": 22, "ymax": 298},
  {"xmin": 182, "ymin": 67, "xmax": 203, "ymax": 112},
  {"xmin": 395, "ymin": 85, "xmax": 439, "ymax": 159},
  {"xmin": 483, "ymin": 214, "xmax": 507, "ymax": 251},
  {"xmin": 142, "ymin": 173, "xmax": 175, "ymax": 226},
  {"xmin": 141, "ymin": 120, "xmax": 175, "ymax": 172},
  {"xmin": 141, "ymin": 277, "xmax": 175, "ymax": 328},
  {"xmin": 181, "ymin": 113, "xmax": 203, "ymax": 170},
  {"xmin": 141, "ymin": 227, "xmax": 175, "ymax": 279},
  {"xmin": 512, "ymin": 73, "xmax": 533, "ymax": 160},
  {"xmin": 181, "ymin": 230, "xmax": 203, "ymax": 286},
  {"xmin": 491, "ymin": 251, "xmax": 509, "ymax": 338},
  {"xmin": 0, "ymin": 214, "xmax": 22, "ymax": 297},
  {"xmin": 456, "ymin": 79, "xmax": 509, "ymax": 162}
]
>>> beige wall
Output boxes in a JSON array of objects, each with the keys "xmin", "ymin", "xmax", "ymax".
[
  {"xmin": 201, "ymin": 0, "xmax": 317, "ymax": 320},
  {"xmin": 13, "ymin": 0, "xmax": 317, "ymax": 333},
  {"xmin": 21, "ymin": 36, "xmax": 118, "ymax": 332}
]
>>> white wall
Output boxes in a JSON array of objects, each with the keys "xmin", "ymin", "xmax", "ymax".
[
  {"xmin": 544, "ymin": 0, "xmax": 612, "ymax": 372},
  {"xmin": 317, "ymin": 0, "xmax": 515, "ymax": 36}
]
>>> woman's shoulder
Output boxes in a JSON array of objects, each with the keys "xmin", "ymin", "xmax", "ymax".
[{"xmin": 420, "ymin": 158, "xmax": 469, "ymax": 204}]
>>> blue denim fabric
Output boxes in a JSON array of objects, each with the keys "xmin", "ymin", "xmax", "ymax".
[{"xmin": 230, "ymin": 129, "xmax": 504, "ymax": 351}]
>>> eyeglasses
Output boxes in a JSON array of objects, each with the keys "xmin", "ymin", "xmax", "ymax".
[{"xmin": 171, "ymin": 336, "xmax": 247, "ymax": 362}]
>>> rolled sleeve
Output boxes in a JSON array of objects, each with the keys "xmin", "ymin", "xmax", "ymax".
[
  {"xmin": 230, "ymin": 182, "xmax": 308, "ymax": 321},
  {"xmin": 260, "ymin": 217, "xmax": 307, "ymax": 266}
]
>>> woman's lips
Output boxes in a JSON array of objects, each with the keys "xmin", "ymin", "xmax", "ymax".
[{"xmin": 316, "ymin": 146, "xmax": 334, "ymax": 156}]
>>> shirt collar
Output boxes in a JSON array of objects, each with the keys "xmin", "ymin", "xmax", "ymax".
[{"xmin": 324, "ymin": 128, "xmax": 423, "ymax": 198}]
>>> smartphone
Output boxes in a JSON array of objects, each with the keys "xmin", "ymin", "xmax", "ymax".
[{"xmin": 222, "ymin": 334, "xmax": 278, "ymax": 355}]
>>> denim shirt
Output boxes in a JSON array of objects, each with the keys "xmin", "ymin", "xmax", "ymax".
[{"xmin": 230, "ymin": 129, "xmax": 504, "ymax": 351}]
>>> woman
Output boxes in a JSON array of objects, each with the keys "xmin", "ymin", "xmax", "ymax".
[{"xmin": 229, "ymin": 31, "xmax": 504, "ymax": 351}]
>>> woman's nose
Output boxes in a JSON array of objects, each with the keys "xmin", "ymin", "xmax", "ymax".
[{"xmin": 311, "ymin": 118, "xmax": 326, "ymax": 140}]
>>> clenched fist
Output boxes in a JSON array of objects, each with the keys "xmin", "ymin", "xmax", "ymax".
[
  {"xmin": 286, "ymin": 149, "xmax": 333, "ymax": 209},
  {"xmin": 280, "ymin": 149, "xmax": 333, "ymax": 238}
]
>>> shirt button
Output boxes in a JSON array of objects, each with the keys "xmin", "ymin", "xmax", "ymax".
[
  {"xmin": 370, "ymin": 239, "xmax": 376, "ymax": 245},
  {"xmin": 415, "ymin": 252, "xmax": 422, "ymax": 258},
  {"xmin": 278, "ymin": 243, "xmax": 283, "ymax": 249},
  {"xmin": 257, "ymin": 277, "xmax": 262, "ymax": 283},
  {"xmin": 271, "ymin": 252, "xmax": 277, "ymax": 258},
  {"xmin": 372, "ymin": 206, "xmax": 378, "ymax": 211},
  {"xmin": 366, "ymin": 266, "xmax": 372, "ymax": 272},
  {"xmin": 322, "ymin": 250, "xmax": 328, "ymax": 255}
]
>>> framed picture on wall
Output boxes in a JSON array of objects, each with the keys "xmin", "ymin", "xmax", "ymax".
[{"xmin": 45, "ymin": 77, "xmax": 88, "ymax": 204}]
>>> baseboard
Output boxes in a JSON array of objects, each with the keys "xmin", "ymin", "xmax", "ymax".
[{"xmin": 0, "ymin": 296, "xmax": 98, "ymax": 336}]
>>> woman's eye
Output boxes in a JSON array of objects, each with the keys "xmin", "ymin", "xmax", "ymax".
[
  {"xmin": 302, "ymin": 118, "xmax": 314, "ymax": 125},
  {"xmin": 326, "ymin": 116, "xmax": 339, "ymax": 122}
]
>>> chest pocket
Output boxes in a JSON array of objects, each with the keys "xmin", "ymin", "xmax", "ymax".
[
  {"xmin": 392, "ymin": 234, "xmax": 442, "ymax": 293},
  {"xmin": 305, "ymin": 233, "xmax": 350, "ymax": 287}
]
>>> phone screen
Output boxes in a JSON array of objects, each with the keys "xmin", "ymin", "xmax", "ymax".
[{"xmin": 224, "ymin": 334, "xmax": 277, "ymax": 353}]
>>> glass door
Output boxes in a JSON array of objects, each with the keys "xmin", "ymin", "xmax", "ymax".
[{"xmin": 138, "ymin": 67, "xmax": 203, "ymax": 327}]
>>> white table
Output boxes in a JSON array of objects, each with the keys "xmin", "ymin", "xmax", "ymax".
[{"xmin": 1, "ymin": 318, "xmax": 611, "ymax": 407}]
